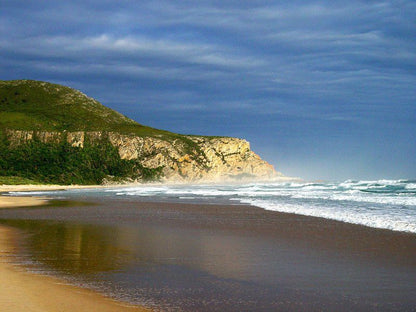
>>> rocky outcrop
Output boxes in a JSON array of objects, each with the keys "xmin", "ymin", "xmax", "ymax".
[{"xmin": 4, "ymin": 130, "xmax": 280, "ymax": 182}]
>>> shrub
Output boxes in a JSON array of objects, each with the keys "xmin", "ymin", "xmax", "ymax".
[{"xmin": 0, "ymin": 137, "xmax": 163, "ymax": 185}]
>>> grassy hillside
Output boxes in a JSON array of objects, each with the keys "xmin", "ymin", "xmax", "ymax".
[
  {"xmin": 0, "ymin": 80, "xmax": 210, "ymax": 184},
  {"xmin": 0, "ymin": 79, "xmax": 211, "ymax": 156},
  {"xmin": 0, "ymin": 80, "xmax": 179, "ymax": 138}
]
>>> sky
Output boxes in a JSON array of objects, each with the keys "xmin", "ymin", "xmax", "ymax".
[{"xmin": 1, "ymin": 0, "xmax": 415, "ymax": 181}]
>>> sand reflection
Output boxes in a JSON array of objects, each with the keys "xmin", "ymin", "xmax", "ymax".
[
  {"xmin": 3, "ymin": 219, "xmax": 280, "ymax": 283},
  {"xmin": 2, "ymin": 220, "xmax": 132, "ymax": 274}
]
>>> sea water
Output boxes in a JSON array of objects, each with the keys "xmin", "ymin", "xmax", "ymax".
[{"xmin": 11, "ymin": 179, "xmax": 416, "ymax": 233}]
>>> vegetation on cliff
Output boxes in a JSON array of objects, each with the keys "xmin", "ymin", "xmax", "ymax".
[
  {"xmin": 0, "ymin": 80, "xmax": 183, "ymax": 184},
  {"xmin": 0, "ymin": 133, "xmax": 163, "ymax": 185}
]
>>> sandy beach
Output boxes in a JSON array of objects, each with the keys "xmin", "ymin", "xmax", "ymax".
[
  {"xmin": 0, "ymin": 185, "xmax": 80, "ymax": 209},
  {"xmin": 1, "ymin": 184, "xmax": 416, "ymax": 311},
  {"xmin": 0, "ymin": 184, "xmax": 95, "ymax": 209},
  {"xmin": 0, "ymin": 196, "xmax": 49, "ymax": 209},
  {"xmin": 0, "ymin": 183, "xmax": 113, "ymax": 209},
  {"xmin": 0, "ymin": 185, "xmax": 151, "ymax": 312},
  {"xmin": 0, "ymin": 184, "xmax": 106, "ymax": 193}
]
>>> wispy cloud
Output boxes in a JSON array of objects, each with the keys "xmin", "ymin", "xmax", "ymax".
[{"xmin": 1, "ymin": 0, "xmax": 415, "ymax": 178}]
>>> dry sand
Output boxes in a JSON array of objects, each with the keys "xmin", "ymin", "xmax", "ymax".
[
  {"xmin": 0, "ymin": 184, "xmax": 104, "ymax": 193},
  {"xmin": 0, "ymin": 185, "xmax": 151, "ymax": 312},
  {"xmin": 0, "ymin": 184, "xmax": 108, "ymax": 209},
  {"xmin": 0, "ymin": 196, "xmax": 50, "ymax": 209}
]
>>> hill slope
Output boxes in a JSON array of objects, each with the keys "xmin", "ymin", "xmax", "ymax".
[
  {"xmin": 0, "ymin": 80, "xmax": 278, "ymax": 184},
  {"xmin": 0, "ymin": 80, "xmax": 178, "ymax": 137}
]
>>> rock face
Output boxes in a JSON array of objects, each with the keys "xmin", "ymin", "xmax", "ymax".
[{"xmin": 5, "ymin": 130, "xmax": 279, "ymax": 182}]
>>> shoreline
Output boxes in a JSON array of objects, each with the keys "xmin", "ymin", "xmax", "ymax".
[
  {"xmin": 0, "ymin": 184, "xmax": 105, "ymax": 193},
  {"xmin": 0, "ymin": 185, "xmax": 152, "ymax": 312},
  {"xmin": 0, "ymin": 184, "xmax": 115, "ymax": 209},
  {"xmin": 0, "ymin": 175, "xmax": 302, "ymax": 193},
  {"xmin": 0, "ymin": 177, "xmax": 299, "ymax": 209}
]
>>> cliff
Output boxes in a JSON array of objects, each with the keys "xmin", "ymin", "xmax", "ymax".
[
  {"xmin": 4, "ymin": 130, "xmax": 279, "ymax": 182},
  {"xmin": 0, "ymin": 80, "xmax": 280, "ymax": 183}
]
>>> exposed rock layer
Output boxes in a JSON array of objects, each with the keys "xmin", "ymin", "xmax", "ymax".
[{"xmin": 5, "ymin": 130, "xmax": 279, "ymax": 182}]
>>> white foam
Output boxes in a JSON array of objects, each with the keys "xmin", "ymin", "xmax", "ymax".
[
  {"xmin": 240, "ymin": 199, "xmax": 416, "ymax": 233},
  {"xmin": 8, "ymin": 191, "xmax": 52, "ymax": 196},
  {"xmin": 405, "ymin": 183, "xmax": 416, "ymax": 190}
]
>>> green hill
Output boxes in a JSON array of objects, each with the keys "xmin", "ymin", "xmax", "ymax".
[
  {"xmin": 0, "ymin": 80, "xmax": 202, "ymax": 184},
  {"xmin": 0, "ymin": 79, "xmax": 181, "ymax": 138}
]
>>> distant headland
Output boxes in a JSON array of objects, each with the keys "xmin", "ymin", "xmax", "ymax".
[{"xmin": 0, "ymin": 80, "xmax": 281, "ymax": 185}]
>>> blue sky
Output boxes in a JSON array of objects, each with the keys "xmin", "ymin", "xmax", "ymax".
[{"xmin": 1, "ymin": 0, "xmax": 415, "ymax": 180}]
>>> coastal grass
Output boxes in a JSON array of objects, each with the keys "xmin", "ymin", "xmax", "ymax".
[
  {"xmin": 0, "ymin": 80, "xmax": 216, "ymax": 142},
  {"xmin": 0, "ymin": 176, "xmax": 43, "ymax": 185}
]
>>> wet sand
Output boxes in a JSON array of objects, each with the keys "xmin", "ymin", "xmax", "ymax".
[
  {"xmin": 0, "ymin": 226, "xmax": 150, "ymax": 312},
  {"xmin": 0, "ymin": 187, "xmax": 151, "ymax": 312},
  {"xmin": 0, "ymin": 195, "xmax": 415, "ymax": 311}
]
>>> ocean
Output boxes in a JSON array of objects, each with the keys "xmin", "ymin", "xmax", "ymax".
[{"xmin": 14, "ymin": 179, "xmax": 416, "ymax": 233}]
